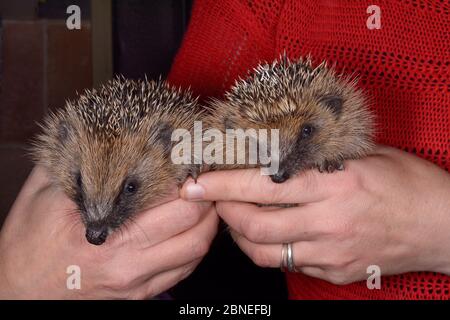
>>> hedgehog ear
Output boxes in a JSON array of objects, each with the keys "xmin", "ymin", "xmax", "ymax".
[
  {"xmin": 156, "ymin": 122, "xmax": 173, "ymax": 154},
  {"xmin": 319, "ymin": 94, "xmax": 343, "ymax": 116}
]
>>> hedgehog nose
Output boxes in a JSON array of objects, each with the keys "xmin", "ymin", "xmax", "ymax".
[
  {"xmin": 270, "ymin": 170, "xmax": 290, "ymax": 183},
  {"xmin": 85, "ymin": 225, "xmax": 108, "ymax": 245}
]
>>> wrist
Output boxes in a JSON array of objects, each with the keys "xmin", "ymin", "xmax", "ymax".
[
  {"xmin": 421, "ymin": 174, "xmax": 450, "ymax": 275},
  {"xmin": 0, "ymin": 255, "xmax": 18, "ymax": 299},
  {"xmin": 431, "ymin": 202, "xmax": 450, "ymax": 275}
]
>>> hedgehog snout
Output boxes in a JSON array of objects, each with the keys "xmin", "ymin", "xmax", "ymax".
[
  {"xmin": 85, "ymin": 224, "xmax": 109, "ymax": 245},
  {"xmin": 270, "ymin": 169, "xmax": 290, "ymax": 183}
]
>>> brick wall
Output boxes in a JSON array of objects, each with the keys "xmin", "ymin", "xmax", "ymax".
[{"xmin": 0, "ymin": 18, "xmax": 92, "ymax": 221}]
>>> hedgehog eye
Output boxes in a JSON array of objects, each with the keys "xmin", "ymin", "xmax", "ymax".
[
  {"xmin": 301, "ymin": 124, "xmax": 314, "ymax": 139},
  {"xmin": 124, "ymin": 181, "xmax": 138, "ymax": 195}
]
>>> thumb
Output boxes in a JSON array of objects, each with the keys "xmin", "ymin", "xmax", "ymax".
[{"xmin": 180, "ymin": 168, "xmax": 331, "ymax": 204}]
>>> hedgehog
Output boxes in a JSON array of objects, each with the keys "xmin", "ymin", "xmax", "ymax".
[
  {"xmin": 32, "ymin": 77, "xmax": 204, "ymax": 245},
  {"xmin": 206, "ymin": 55, "xmax": 375, "ymax": 183}
]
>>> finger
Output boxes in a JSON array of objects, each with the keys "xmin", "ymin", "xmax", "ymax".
[
  {"xmin": 230, "ymin": 230, "xmax": 321, "ymax": 268},
  {"xmin": 217, "ymin": 201, "xmax": 327, "ymax": 243},
  {"xmin": 10, "ymin": 165, "xmax": 54, "ymax": 212},
  {"xmin": 142, "ymin": 259, "xmax": 202, "ymax": 299},
  {"xmin": 8, "ymin": 169, "xmax": 77, "ymax": 226},
  {"xmin": 180, "ymin": 168, "xmax": 342, "ymax": 204},
  {"xmin": 27, "ymin": 165, "xmax": 52, "ymax": 189},
  {"xmin": 288, "ymin": 266, "xmax": 325, "ymax": 280},
  {"xmin": 129, "ymin": 259, "xmax": 201, "ymax": 299},
  {"xmin": 110, "ymin": 198, "xmax": 213, "ymax": 248},
  {"xmin": 133, "ymin": 207, "xmax": 218, "ymax": 277}
]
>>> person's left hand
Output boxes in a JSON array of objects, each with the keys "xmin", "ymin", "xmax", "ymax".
[{"xmin": 180, "ymin": 145, "xmax": 450, "ymax": 285}]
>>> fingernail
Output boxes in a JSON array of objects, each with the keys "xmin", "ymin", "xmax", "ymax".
[{"xmin": 184, "ymin": 182, "xmax": 205, "ymax": 201}]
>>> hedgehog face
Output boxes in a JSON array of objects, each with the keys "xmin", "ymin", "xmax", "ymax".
[
  {"xmin": 38, "ymin": 117, "xmax": 180, "ymax": 245},
  {"xmin": 224, "ymin": 94, "xmax": 344, "ymax": 183},
  {"xmin": 267, "ymin": 94, "xmax": 344, "ymax": 183},
  {"xmin": 68, "ymin": 127, "xmax": 179, "ymax": 245}
]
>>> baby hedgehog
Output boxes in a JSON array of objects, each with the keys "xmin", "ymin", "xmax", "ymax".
[
  {"xmin": 32, "ymin": 77, "xmax": 204, "ymax": 245},
  {"xmin": 208, "ymin": 55, "xmax": 375, "ymax": 183}
]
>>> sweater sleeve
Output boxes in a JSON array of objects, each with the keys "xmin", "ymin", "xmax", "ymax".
[{"xmin": 167, "ymin": 0, "xmax": 286, "ymax": 98}]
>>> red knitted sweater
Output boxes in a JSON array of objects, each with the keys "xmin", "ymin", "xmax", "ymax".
[{"xmin": 167, "ymin": 0, "xmax": 450, "ymax": 300}]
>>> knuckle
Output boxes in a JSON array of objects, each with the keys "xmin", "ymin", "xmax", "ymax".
[
  {"xmin": 180, "ymin": 203, "xmax": 202, "ymax": 228},
  {"xmin": 104, "ymin": 268, "xmax": 133, "ymax": 292},
  {"xmin": 327, "ymin": 272, "xmax": 351, "ymax": 286},
  {"xmin": 181, "ymin": 202, "xmax": 205, "ymax": 226},
  {"xmin": 180, "ymin": 263, "xmax": 196, "ymax": 281},
  {"xmin": 145, "ymin": 280, "xmax": 159, "ymax": 299},
  {"xmin": 322, "ymin": 219, "xmax": 352, "ymax": 240},
  {"xmin": 104, "ymin": 272, "xmax": 132, "ymax": 291},
  {"xmin": 251, "ymin": 248, "xmax": 273, "ymax": 268},
  {"xmin": 128, "ymin": 289, "xmax": 147, "ymax": 300},
  {"xmin": 241, "ymin": 216, "xmax": 267, "ymax": 243},
  {"xmin": 324, "ymin": 259, "xmax": 357, "ymax": 285},
  {"xmin": 320, "ymin": 219, "xmax": 338, "ymax": 236},
  {"xmin": 215, "ymin": 201, "xmax": 228, "ymax": 217},
  {"xmin": 330, "ymin": 254, "xmax": 354, "ymax": 270},
  {"xmin": 114, "ymin": 274, "xmax": 133, "ymax": 291},
  {"xmin": 329, "ymin": 222, "xmax": 346, "ymax": 237},
  {"xmin": 145, "ymin": 264, "xmax": 196, "ymax": 299},
  {"xmin": 191, "ymin": 239, "xmax": 210, "ymax": 259},
  {"xmin": 335, "ymin": 223, "xmax": 354, "ymax": 241}
]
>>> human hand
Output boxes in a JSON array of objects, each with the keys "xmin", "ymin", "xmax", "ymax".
[
  {"xmin": 0, "ymin": 165, "xmax": 218, "ymax": 299},
  {"xmin": 180, "ymin": 146, "xmax": 450, "ymax": 285}
]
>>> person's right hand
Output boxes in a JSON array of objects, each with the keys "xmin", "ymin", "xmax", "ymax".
[{"xmin": 0, "ymin": 165, "xmax": 218, "ymax": 299}]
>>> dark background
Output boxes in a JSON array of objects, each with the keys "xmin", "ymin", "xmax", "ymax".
[{"xmin": 0, "ymin": 0, "xmax": 287, "ymax": 299}]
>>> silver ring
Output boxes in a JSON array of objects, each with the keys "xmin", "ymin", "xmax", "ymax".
[
  {"xmin": 280, "ymin": 243, "xmax": 287, "ymax": 271},
  {"xmin": 280, "ymin": 243, "xmax": 297, "ymax": 272}
]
